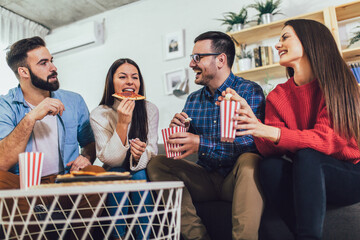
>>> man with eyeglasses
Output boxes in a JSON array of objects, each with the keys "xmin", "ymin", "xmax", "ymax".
[{"xmin": 148, "ymin": 31, "xmax": 265, "ymax": 240}]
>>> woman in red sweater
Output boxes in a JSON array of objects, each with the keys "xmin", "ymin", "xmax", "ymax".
[{"xmin": 219, "ymin": 19, "xmax": 360, "ymax": 239}]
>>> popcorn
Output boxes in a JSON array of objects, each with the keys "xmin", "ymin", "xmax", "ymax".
[
  {"xmin": 184, "ymin": 117, "xmax": 192, "ymax": 122},
  {"xmin": 225, "ymin": 93, "xmax": 233, "ymax": 101}
]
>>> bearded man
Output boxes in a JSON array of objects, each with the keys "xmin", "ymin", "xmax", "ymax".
[{"xmin": 0, "ymin": 36, "xmax": 101, "ymax": 239}]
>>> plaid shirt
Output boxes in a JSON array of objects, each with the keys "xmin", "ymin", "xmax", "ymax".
[{"xmin": 183, "ymin": 72, "xmax": 265, "ymax": 176}]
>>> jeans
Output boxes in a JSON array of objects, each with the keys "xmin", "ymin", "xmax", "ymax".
[
  {"xmin": 107, "ymin": 167, "xmax": 153, "ymax": 239},
  {"xmin": 259, "ymin": 148, "xmax": 360, "ymax": 240}
]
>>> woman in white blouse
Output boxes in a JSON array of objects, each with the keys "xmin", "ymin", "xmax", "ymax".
[{"xmin": 90, "ymin": 58, "xmax": 159, "ymax": 240}]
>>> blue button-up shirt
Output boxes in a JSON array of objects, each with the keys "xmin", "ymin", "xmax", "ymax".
[
  {"xmin": 183, "ymin": 72, "xmax": 265, "ymax": 176},
  {"xmin": 0, "ymin": 86, "xmax": 95, "ymax": 175}
]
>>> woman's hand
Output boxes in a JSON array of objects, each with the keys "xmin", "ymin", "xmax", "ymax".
[
  {"xmin": 216, "ymin": 88, "xmax": 243, "ymax": 105},
  {"xmin": 217, "ymin": 88, "xmax": 280, "ymax": 142},
  {"xmin": 130, "ymin": 138, "xmax": 147, "ymax": 162},
  {"xmin": 236, "ymin": 108, "xmax": 280, "ymax": 142},
  {"xmin": 116, "ymin": 99, "xmax": 135, "ymax": 145},
  {"xmin": 116, "ymin": 98, "xmax": 135, "ymax": 125}
]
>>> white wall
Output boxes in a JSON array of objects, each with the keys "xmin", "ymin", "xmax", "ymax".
[{"xmin": 2, "ymin": 0, "xmax": 355, "ymax": 138}]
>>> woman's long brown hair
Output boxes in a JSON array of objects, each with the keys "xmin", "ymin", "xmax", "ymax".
[
  {"xmin": 99, "ymin": 58, "xmax": 148, "ymax": 143},
  {"xmin": 285, "ymin": 19, "xmax": 360, "ymax": 148}
]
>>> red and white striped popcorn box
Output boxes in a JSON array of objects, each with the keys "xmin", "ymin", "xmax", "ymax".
[
  {"xmin": 19, "ymin": 152, "xmax": 44, "ymax": 190},
  {"xmin": 220, "ymin": 100, "xmax": 241, "ymax": 142},
  {"xmin": 161, "ymin": 126, "xmax": 186, "ymax": 158}
]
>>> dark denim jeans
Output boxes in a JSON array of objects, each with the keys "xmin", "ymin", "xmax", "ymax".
[
  {"xmin": 107, "ymin": 167, "xmax": 153, "ymax": 239},
  {"xmin": 259, "ymin": 148, "xmax": 360, "ymax": 240}
]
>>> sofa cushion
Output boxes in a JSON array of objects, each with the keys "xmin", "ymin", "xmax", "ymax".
[
  {"xmin": 259, "ymin": 202, "xmax": 360, "ymax": 240},
  {"xmin": 194, "ymin": 201, "xmax": 232, "ymax": 240}
]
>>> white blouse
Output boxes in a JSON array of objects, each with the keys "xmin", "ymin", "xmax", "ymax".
[{"xmin": 90, "ymin": 100, "xmax": 159, "ymax": 171}]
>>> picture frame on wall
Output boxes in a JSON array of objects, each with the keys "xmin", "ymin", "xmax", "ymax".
[
  {"xmin": 164, "ymin": 30, "xmax": 185, "ymax": 60},
  {"xmin": 164, "ymin": 68, "xmax": 187, "ymax": 95}
]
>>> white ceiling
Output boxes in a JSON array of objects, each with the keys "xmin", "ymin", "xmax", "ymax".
[{"xmin": 0, "ymin": 0, "xmax": 139, "ymax": 29}]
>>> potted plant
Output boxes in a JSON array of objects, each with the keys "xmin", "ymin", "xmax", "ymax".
[
  {"xmin": 237, "ymin": 44, "xmax": 253, "ymax": 71},
  {"xmin": 218, "ymin": 7, "xmax": 248, "ymax": 32},
  {"xmin": 249, "ymin": 0, "xmax": 282, "ymax": 25},
  {"xmin": 348, "ymin": 26, "xmax": 360, "ymax": 48},
  {"xmin": 263, "ymin": 75, "xmax": 275, "ymax": 96}
]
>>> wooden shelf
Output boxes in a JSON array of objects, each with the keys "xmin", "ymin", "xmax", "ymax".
[
  {"xmin": 229, "ymin": 1, "xmax": 360, "ymax": 82},
  {"xmin": 229, "ymin": 10, "xmax": 331, "ymax": 82},
  {"xmin": 342, "ymin": 47, "xmax": 360, "ymax": 61},
  {"xmin": 332, "ymin": 1, "xmax": 360, "ymax": 61},
  {"xmin": 234, "ymin": 63, "xmax": 286, "ymax": 82},
  {"xmin": 229, "ymin": 11, "xmax": 327, "ymax": 45},
  {"xmin": 335, "ymin": 1, "xmax": 360, "ymax": 21}
]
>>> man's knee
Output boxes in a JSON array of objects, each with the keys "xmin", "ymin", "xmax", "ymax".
[
  {"xmin": 232, "ymin": 152, "xmax": 262, "ymax": 177},
  {"xmin": 0, "ymin": 170, "xmax": 20, "ymax": 190},
  {"xmin": 147, "ymin": 155, "xmax": 170, "ymax": 181}
]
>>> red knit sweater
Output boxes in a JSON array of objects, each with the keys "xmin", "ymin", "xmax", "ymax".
[{"xmin": 254, "ymin": 77, "xmax": 360, "ymax": 164}]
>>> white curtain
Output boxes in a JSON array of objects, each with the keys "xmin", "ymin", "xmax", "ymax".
[
  {"xmin": 0, "ymin": 6, "xmax": 49, "ymax": 48},
  {"xmin": 0, "ymin": 7, "xmax": 49, "ymax": 94}
]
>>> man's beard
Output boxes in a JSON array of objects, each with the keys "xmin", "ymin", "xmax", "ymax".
[
  {"xmin": 193, "ymin": 67, "xmax": 214, "ymax": 86},
  {"xmin": 29, "ymin": 68, "xmax": 60, "ymax": 91}
]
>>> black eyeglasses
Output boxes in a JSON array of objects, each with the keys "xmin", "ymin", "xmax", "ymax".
[{"xmin": 190, "ymin": 53, "xmax": 221, "ymax": 63}]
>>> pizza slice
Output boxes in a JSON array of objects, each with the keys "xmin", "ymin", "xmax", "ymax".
[{"xmin": 112, "ymin": 92, "xmax": 146, "ymax": 100}]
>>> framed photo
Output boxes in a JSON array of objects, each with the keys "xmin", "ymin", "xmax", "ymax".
[
  {"xmin": 164, "ymin": 68, "xmax": 187, "ymax": 95},
  {"xmin": 164, "ymin": 30, "xmax": 185, "ymax": 60}
]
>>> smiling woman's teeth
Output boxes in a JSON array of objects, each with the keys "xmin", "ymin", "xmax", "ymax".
[{"xmin": 123, "ymin": 89, "xmax": 134, "ymax": 92}]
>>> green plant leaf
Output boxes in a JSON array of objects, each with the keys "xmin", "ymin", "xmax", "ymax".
[
  {"xmin": 217, "ymin": 7, "xmax": 248, "ymax": 27},
  {"xmin": 249, "ymin": 0, "xmax": 282, "ymax": 16},
  {"xmin": 348, "ymin": 26, "xmax": 360, "ymax": 47}
]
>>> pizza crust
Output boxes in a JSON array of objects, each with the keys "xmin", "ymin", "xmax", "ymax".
[
  {"xmin": 96, "ymin": 172, "xmax": 130, "ymax": 177},
  {"xmin": 57, "ymin": 170, "xmax": 131, "ymax": 179},
  {"xmin": 71, "ymin": 171, "xmax": 98, "ymax": 176}
]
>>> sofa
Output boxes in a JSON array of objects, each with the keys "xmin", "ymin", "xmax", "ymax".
[{"xmin": 157, "ymin": 143, "xmax": 360, "ymax": 240}]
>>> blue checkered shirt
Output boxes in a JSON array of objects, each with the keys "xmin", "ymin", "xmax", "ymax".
[{"xmin": 183, "ymin": 72, "xmax": 265, "ymax": 177}]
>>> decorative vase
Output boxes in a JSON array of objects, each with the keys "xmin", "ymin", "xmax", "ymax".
[
  {"xmin": 238, "ymin": 58, "xmax": 252, "ymax": 71},
  {"xmin": 232, "ymin": 24, "xmax": 244, "ymax": 32},
  {"xmin": 261, "ymin": 13, "xmax": 273, "ymax": 24}
]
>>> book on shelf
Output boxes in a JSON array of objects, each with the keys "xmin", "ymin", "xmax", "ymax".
[
  {"xmin": 267, "ymin": 46, "xmax": 274, "ymax": 65},
  {"xmin": 350, "ymin": 63, "xmax": 360, "ymax": 83},
  {"xmin": 253, "ymin": 46, "xmax": 274, "ymax": 67},
  {"xmin": 253, "ymin": 47, "xmax": 262, "ymax": 68},
  {"xmin": 261, "ymin": 46, "xmax": 267, "ymax": 66}
]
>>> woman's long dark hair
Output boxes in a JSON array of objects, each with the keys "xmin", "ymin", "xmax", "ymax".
[
  {"xmin": 99, "ymin": 58, "xmax": 148, "ymax": 143},
  {"xmin": 285, "ymin": 19, "xmax": 360, "ymax": 148}
]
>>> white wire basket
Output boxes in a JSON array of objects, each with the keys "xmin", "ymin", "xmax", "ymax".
[{"xmin": 0, "ymin": 181, "xmax": 184, "ymax": 240}]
